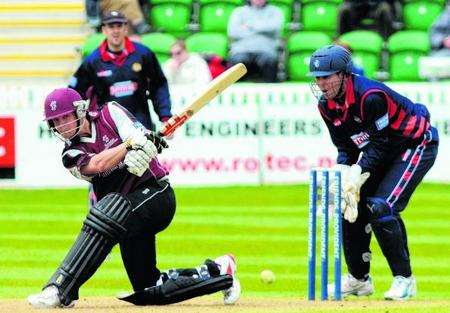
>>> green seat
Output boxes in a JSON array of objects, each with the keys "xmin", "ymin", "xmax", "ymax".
[
  {"xmin": 185, "ymin": 32, "xmax": 228, "ymax": 58},
  {"xmin": 301, "ymin": 0, "xmax": 339, "ymax": 34},
  {"xmin": 287, "ymin": 31, "xmax": 332, "ymax": 81},
  {"xmin": 270, "ymin": 0, "xmax": 294, "ymax": 33},
  {"xmin": 81, "ymin": 33, "xmax": 105, "ymax": 58},
  {"xmin": 141, "ymin": 32, "xmax": 177, "ymax": 63},
  {"xmin": 387, "ymin": 30, "xmax": 430, "ymax": 81},
  {"xmin": 403, "ymin": 1, "xmax": 443, "ymax": 31},
  {"xmin": 150, "ymin": 0, "xmax": 192, "ymax": 36},
  {"xmin": 339, "ymin": 30, "xmax": 383, "ymax": 79},
  {"xmin": 199, "ymin": 0, "xmax": 242, "ymax": 33}
]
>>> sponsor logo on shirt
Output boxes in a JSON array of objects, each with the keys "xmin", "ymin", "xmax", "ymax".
[
  {"xmin": 375, "ymin": 113, "xmax": 389, "ymax": 130},
  {"xmin": 97, "ymin": 70, "xmax": 113, "ymax": 77},
  {"xmin": 351, "ymin": 131, "xmax": 370, "ymax": 148},
  {"xmin": 109, "ymin": 80, "xmax": 137, "ymax": 97}
]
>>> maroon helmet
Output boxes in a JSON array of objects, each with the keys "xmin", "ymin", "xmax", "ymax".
[{"xmin": 44, "ymin": 87, "xmax": 88, "ymax": 142}]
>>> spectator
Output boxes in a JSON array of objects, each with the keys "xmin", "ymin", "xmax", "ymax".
[
  {"xmin": 85, "ymin": 0, "xmax": 151, "ymax": 34},
  {"xmin": 162, "ymin": 40, "xmax": 212, "ymax": 85},
  {"xmin": 227, "ymin": 0, "xmax": 283, "ymax": 82},
  {"xmin": 334, "ymin": 40, "xmax": 366, "ymax": 76},
  {"xmin": 338, "ymin": 1, "xmax": 401, "ymax": 40},
  {"xmin": 429, "ymin": 4, "xmax": 450, "ymax": 57},
  {"xmin": 69, "ymin": 10, "xmax": 172, "ymax": 131}
]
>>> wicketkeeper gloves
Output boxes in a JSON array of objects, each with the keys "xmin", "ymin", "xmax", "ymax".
[{"xmin": 340, "ymin": 164, "xmax": 370, "ymax": 223}]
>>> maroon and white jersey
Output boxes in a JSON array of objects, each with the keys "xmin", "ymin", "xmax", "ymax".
[{"xmin": 62, "ymin": 102, "xmax": 169, "ymax": 200}]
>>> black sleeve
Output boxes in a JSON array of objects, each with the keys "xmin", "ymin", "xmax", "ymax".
[
  {"xmin": 144, "ymin": 49, "xmax": 172, "ymax": 120},
  {"xmin": 320, "ymin": 111, "xmax": 359, "ymax": 165},
  {"xmin": 69, "ymin": 60, "xmax": 93, "ymax": 99},
  {"xmin": 358, "ymin": 93, "xmax": 391, "ymax": 173}
]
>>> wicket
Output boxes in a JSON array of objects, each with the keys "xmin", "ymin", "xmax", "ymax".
[{"xmin": 308, "ymin": 168, "xmax": 342, "ymax": 301}]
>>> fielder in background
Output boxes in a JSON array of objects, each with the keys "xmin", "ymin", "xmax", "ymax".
[
  {"xmin": 308, "ymin": 45, "xmax": 439, "ymax": 300},
  {"xmin": 69, "ymin": 10, "xmax": 172, "ymax": 131},
  {"xmin": 27, "ymin": 88, "xmax": 240, "ymax": 308}
]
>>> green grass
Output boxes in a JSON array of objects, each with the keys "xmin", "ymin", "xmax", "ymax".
[{"xmin": 0, "ymin": 184, "xmax": 449, "ymax": 304}]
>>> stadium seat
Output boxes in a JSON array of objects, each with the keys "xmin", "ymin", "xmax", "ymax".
[
  {"xmin": 338, "ymin": 30, "xmax": 383, "ymax": 79},
  {"xmin": 387, "ymin": 30, "xmax": 430, "ymax": 81},
  {"xmin": 185, "ymin": 32, "xmax": 228, "ymax": 58},
  {"xmin": 269, "ymin": 0, "xmax": 294, "ymax": 33},
  {"xmin": 300, "ymin": 0, "xmax": 340, "ymax": 34},
  {"xmin": 199, "ymin": 0, "xmax": 243, "ymax": 33},
  {"xmin": 81, "ymin": 33, "xmax": 105, "ymax": 58},
  {"xmin": 150, "ymin": 0, "xmax": 192, "ymax": 36},
  {"xmin": 287, "ymin": 31, "xmax": 332, "ymax": 81},
  {"xmin": 141, "ymin": 32, "xmax": 177, "ymax": 63},
  {"xmin": 403, "ymin": 0, "xmax": 443, "ymax": 31}
]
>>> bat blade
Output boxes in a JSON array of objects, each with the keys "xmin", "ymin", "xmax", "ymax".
[{"xmin": 159, "ymin": 63, "xmax": 247, "ymax": 137}]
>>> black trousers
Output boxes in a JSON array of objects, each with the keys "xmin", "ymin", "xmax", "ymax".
[{"xmin": 121, "ymin": 181, "xmax": 176, "ymax": 291}]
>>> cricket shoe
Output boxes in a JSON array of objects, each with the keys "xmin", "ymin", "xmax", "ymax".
[
  {"xmin": 27, "ymin": 285, "xmax": 74, "ymax": 309},
  {"xmin": 328, "ymin": 273, "xmax": 374, "ymax": 298},
  {"xmin": 214, "ymin": 254, "xmax": 241, "ymax": 305},
  {"xmin": 384, "ymin": 275, "xmax": 416, "ymax": 300}
]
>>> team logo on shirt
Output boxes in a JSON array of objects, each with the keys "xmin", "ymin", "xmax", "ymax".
[
  {"xmin": 132, "ymin": 62, "xmax": 142, "ymax": 72},
  {"xmin": 102, "ymin": 134, "xmax": 118, "ymax": 149},
  {"xmin": 351, "ymin": 131, "xmax": 370, "ymax": 148}
]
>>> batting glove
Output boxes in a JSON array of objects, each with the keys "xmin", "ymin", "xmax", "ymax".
[
  {"xmin": 124, "ymin": 149, "xmax": 151, "ymax": 177},
  {"xmin": 125, "ymin": 128, "xmax": 148, "ymax": 150},
  {"xmin": 145, "ymin": 131, "xmax": 169, "ymax": 153}
]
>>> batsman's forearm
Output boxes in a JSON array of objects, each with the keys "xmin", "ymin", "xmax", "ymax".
[{"xmin": 82, "ymin": 143, "xmax": 128, "ymax": 175}]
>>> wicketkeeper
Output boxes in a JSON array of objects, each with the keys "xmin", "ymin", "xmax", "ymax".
[
  {"xmin": 27, "ymin": 88, "xmax": 240, "ymax": 308},
  {"xmin": 308, "ymin": 45, "xmax": 439, "ymax": 300}
]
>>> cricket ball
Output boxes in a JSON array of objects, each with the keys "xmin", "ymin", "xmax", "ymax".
[{"xmin": 260, "ymin": 269, "xmax": 275, "ymax": 284}]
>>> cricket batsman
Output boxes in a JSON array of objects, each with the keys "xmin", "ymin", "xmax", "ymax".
[
  {"xmin": 308, "ymin": 45, "xmax": 439, "ymax": 300},
  {"xmin": 27, "ymin": 88, "xmax": 240, "ymax": 308}
]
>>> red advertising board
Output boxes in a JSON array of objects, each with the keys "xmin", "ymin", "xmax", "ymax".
[{"xmin": 0, "ymin": 117, "xmax": 15, "ymax": 168}]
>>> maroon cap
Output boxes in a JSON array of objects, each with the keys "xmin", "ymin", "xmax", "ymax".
[{"xmin": 44, "ymin": 88, "xmax": 82, "ymax": 121}]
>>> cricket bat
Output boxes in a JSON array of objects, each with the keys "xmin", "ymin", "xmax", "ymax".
[{"xmin": 159, "ymin": 63, "xmax": 247, "ymax": 137}]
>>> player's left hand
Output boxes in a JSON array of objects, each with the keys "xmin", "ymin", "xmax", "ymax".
[{"xmin": 341, "ymin": 164, "xmax": 370, "ymax": 223}]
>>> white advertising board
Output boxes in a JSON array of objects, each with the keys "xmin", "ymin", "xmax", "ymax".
[{"xmin": 1, "ymin": 82, "xmax": 449, "ymax": 187}]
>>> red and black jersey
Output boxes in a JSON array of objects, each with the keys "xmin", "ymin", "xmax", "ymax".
[
  {"xmin": 69, "ymin": 38, "xmax": 172, "ymax": 130},
  {"xmin": 318, "ymin": 74, "xmax": 437, "ymax": 173}
]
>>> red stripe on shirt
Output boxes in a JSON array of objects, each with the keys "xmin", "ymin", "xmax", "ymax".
[
  {"xmin": 403, "ymin": 115, "xmax": 417, "ymax": 136},
  {"xmin": 391, "ymin": 109, "xmax": 406, "ymax": 130},
  {"xmin": 412, "ymin": 117, "xmax": 426, "ymax": 139}
]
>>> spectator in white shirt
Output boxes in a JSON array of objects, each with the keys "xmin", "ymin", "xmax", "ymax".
[{"xmin": 163, "ymin": 40, "xmax": 212, "ymax": 85}]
